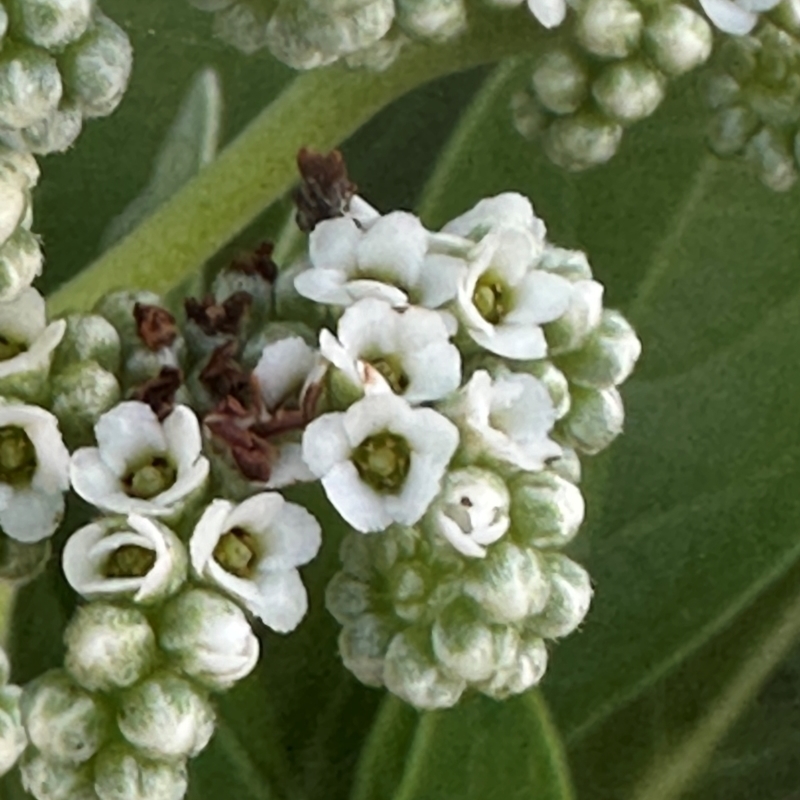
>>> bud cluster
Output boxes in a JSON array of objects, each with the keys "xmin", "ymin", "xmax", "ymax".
[
  {"xmin": 702, "ymin": 7, "xmax": 800, "ymax": 191},
  {"xmin": 512, "ymin": 0, "xmax": 713, "ymax": 171}
]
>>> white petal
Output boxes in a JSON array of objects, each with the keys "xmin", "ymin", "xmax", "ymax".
[
  {"xmin": 437, "ymin": 515, "xmax": 488, "ymax": 558},
  {"xmin": 337, "ymin": 298, "xmax": 396, "ymax": 356},
  {"xmin": 507, "ymin": 270, "xmax": 574, "ymax": 325},
  {"xmin": 154, "ymin": 457, "xmax": 209, "ymax": 507},
  {"xmin": 190, "ymin": 499, "xmax": 234, "ymax": 576},
  {"xmin": 357, "ymin": 212, "xmax": 428, "ymax": 290},
  {"xmin": 309, "ymin": 217, "xmax": 361, "ymax": 274},
  {"xmin": 70, "ymin": 448, "xmax": 125, "ymax": 510},
  {"xmin": 342, "ymin": 279, "xmax": 409, "ymax": 307},
  {"xmin": 294, "ymin": 266, "xmax": 351, "ymax": 305},
  {"xmin": 0, "ymin": 487, "xmax": 63, "ymax": 542},
  {"xmin": 526, "ymin": 0, "xmax": 567, "ymax": 26},
  {"xmin": 738, "ymin": 0, "xmax": 780, "ymax": 9},
  {"xmin": 251, "ymin": 500, "xmax": 322, "ymax": 571},
  {"xmin": 418, "ymin": 253, "xmax": 466, "ymax": 308},
  {"xmin": 24, "ymin": 409, "xmax": 70, "ymax": 493},
  {"xmin": 699, "ymin": 0, "xmax": 757, "ymax": 32},
  {"xmin": 302, "ymin": 413, "xmax": 351, "ymax": 477},
  {"xmin": 94, "ymin": 402, "xmax": 167, "ymax": 477},
  {"xmin": 443, "ymin": 193, "xmax": 538, "ymax": 239},
  {"xmin": 470, "ymin": 323, "xmax": 548, "ymax": 360},
  {"xmin": 254, "ymin": 337, "xmax": 317, "ymax": 411},
  {"xmin": 321, "ymin": 461, "xmax": 393, "ymax": 532},
  {"xmin": 248, "ymin": 569, "xmax": 309, "ymax": 633},
  {"xmin": 319, "ymin": 329, "xmax": 361, "ymax": 386},
  {"xmin": 223, "ymin": 491, "xmax": 284, "ymax": 532},
  {"xmin": 0, "ymin": 287, "xmax": 46, "ymax": 343},
  {"xmin": 162, "ymin": 406, "xmax": 203, "ymax": 473},
  {"xmin": 264, "ymin": 442, "xmax": 316, "ymax": 488},
  {"xmin": 0, "ymin": 319, "xmax": 66, "ymax": 381}
]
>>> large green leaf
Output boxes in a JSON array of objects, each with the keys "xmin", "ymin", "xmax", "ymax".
[
  {"xmin": 351, "ymin": 693, "xmax": 573, "ymax": 800},
  {"xmin": 416, "ymin": 57, "xmax": 800, "ymax": 744}
]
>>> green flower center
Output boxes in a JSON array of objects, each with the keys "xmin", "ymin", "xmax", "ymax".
[
  {"xmin": 104, "ymin": 545, "xmax": 157, "ymax": 578},
  {"xmin": 472, "ymin": 272, "xmax": 511, "ymax": 325},
  {"xmin": 214, "ymin": 527, "xmax": 259, "ymax": 578},
  {"xmin": 352, "ymin": 432, "xmax": 411, "ymax": 494},
  {"xmin": 371, "ymin": 356, "xmax": 410, "ymax": 395},
  {"xmin": 0, "ymin": 334, "xmax": 26, "ymax": 362},
  {"xmin": 0, "ymin": 426, "xmax": 36, "ymax": 487},
  {"xmin": 122, "ymin": 455, "xmax": 177, "ymax": 500}
]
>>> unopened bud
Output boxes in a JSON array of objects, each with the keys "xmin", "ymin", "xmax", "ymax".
[
  {"xmin": 431, "ymin": 597, "xmax": 496, "ymax": 682},
  {"xmin": 19, "ymin": 751, "xmax": 93, "ymax": 800},
  {"xmin": 746, "ymin": 126, "xmax": 797, "ymax": 192},
  {"xmin": 592, "ymin": 61, "xmax": 666, "ymax": 124},
  {"xmin": 0, "ymin": 683, "xmax": 25, "ymax": 777},
  {"xmin": 644, "ymin": 5, "xmax": 712, "ymax": 76},
  {"xmin": 707, "ymin": 105, "xmax": 759, "ymax": 156},
  {"xmin": 339, "ymin": 613, "xmax": 395, "ymax": 687},
  {"xmin": 0, "ymin": 229, "xmax": 42, "ymax": 304},
  {"xmin": 0, "ymin": 46, "xmax": 62, "ymax": 130},
  {"xmin": 545, "ymin": 113, "xmax": 623, "ymax": 171},
  {"xmin": 213, "ymin": 1, "xmax": 271, "ymax": 55},
  {"xmin": 544, "ymin": 278, "xmax": 604, "ymax": 354},
  {"xmin": 576, "ymin": 0, "xmax": 642, "ymax": 58},
  {"xmin": 559, "ymin": 385, "xmax": 624, "ymax": 454},
  {"xmin": 509, "ymin": 471, "xmax": 585, "ymax": 548},
  {"xmin": 9, "ymin": 0, "xmax": 93, "ymax": 50},
  {"xmin": 527, "ymin": 553, "xmax": 592, "ymax": 638},
  {"xmin": 0, "ymin": 103, "xmax": 84, "ymax": 155},
  {"xmin": 326, "ymin": 571, "xmax": 372, "ymax": 625},
  {"xmin": 395, "ymin": 0, "xmax": 467, "ymax": 41},
  {"xmin": 0, "ymin": 534, "xmax": 50, "ymax": 586},
  {"xmin": 479, "ymin": 632, "xmax": 548, "ymax": 699},
  {"xmin": 94, "ymin": 743, "xmax": 188, "ymax": 800},
  {"xmin": 531, "ymin": 48, "xmax": 589, "ymax": 115},
  {"xmin": 53, "ymin": 314, "xmax": 121, "ymax": 374}
]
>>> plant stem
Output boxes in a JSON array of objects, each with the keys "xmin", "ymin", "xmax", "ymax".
[{"xmin": 48, "ymin": 10, "xmax": 545, "ymax": 316}]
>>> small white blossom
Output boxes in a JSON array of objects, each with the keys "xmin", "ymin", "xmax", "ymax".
[
  {"xmin": 0, "ymin": 403, "xmax": 70, "ymax": 543},
  {"xmin": 62, "ymin": 514, "xmax": 188, "ymax": 605},
  {"xmin": 442, "ymin": 192, "xmax": 547, "ymax": 244},
  {"xmin": 294, "ymin": 211, "xmax": 466, "ymax": 309},
  {"xmin": 159, "ymin": 588, "xmax": 260, "ymax": 691},
  {"xmin": 424, "ymin": 468, "xmax": 510, "ymax": 558},
  {"xmin": 319, "ymin": 298, "xmax": 461, "ymax": 404},
  {"xmin": 698, "ymin": 0, "xmax": 779, "ymax": 34},
  {"xmin": 439, "ymin": 369, "xmax": 561, "ymax": 473},
  {"xmin": 483, "ymin": 0, "xmax": 567, "ymax": 28},
  {"xmin": 190, "ymin": 493, "xmax": 322, "ymax": 633},
  {"xmin": 302, "ymin": 393, "xmax": 459, "ymax": 532},
  {"xmin": 70, "ymin": 402, "xmax": 209, "ymax": 518}
]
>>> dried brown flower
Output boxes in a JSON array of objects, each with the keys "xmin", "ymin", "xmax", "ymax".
[
  {"xmin": 133, "ymin": 303, "xmax": 178, "ymax": 351},
  {"xmin": 293, "ymin": 147, "xmax": 358, "ymax": 233}
]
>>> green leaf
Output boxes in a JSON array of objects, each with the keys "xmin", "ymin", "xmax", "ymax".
[
  {"xmin": 416, "ymin": 57, "xmax": 800, "ymax": 745},
  {"xmin": 102, "ymin": 68, "xmax": 223, "ymax": 249},
  {"xmin": 351, "ymin": 692, "xmax": 573, "ymax": 800}
]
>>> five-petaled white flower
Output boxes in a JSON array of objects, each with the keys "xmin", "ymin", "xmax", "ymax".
[
  {"xmin": 190, "ymin": 493, "xmax": 322, "ymax": 633},
  {"xmin": 0, "ymin": 403, "xmax": 70, "ymax": 543},
  {"xmin": 302, "ymin": 393, "xmax": 459, "ymax": 532},
  {"xmin": 439, "ymin": 369, "xmax": 562, "ymax": 473},
  {"xmin": 698, "ymin": 0, "xmax": 779, "ymax": 34},
  {"xmin": 70, "ymin": 402, "xmax": 209, "ymax": 518},
  {"xmin": 293, "ymin": 211, "xmax": 466, "ymax": 309},
  {"xmin": 319, "ymin": 298, "xmax": 461, "ymax": 404},
  {"xmin": 62, "ymin": 514, "xmax": 188, "ymax": 605}
]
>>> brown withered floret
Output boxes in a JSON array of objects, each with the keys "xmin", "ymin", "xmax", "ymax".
[
  {"xmin": 132, "ymin": 367, "xmax": 183, "ymax": 421},
  {"xmin": 229, "ymin": 241, "xmax": 279, "ymax": 283},
  {"xmin": 293, "ymin": 147, "xmax": 358, "ymax": 233},
  {"xmin": 133, "ymin": 303, "xmax": 178, "ymax": 351},
  {"xmin": 185, "ymin": 291, "xmax": 252, "ymax": 337},
  {"xmin": 199, "ymin": 340, "xmax": 260, "ymax": 408}
]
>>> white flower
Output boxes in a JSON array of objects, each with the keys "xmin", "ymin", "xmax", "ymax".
[
  {"xmin": 62, "ymin": 514, "xmax": 188, "ymax": 605},
  {"xmin": 0, "ymin": 403, "xmax": 70, "ymax": 543},
  {"xmin": 319, "ymin": 298, "xmax": 461, "ymax": 404},
  {"xmin": 158, "ymin": 588, "xmax": 260, "ymax": 691},
  {"xmin": 190, "ymin": 493, "xmax": 322, "ymax": 633},
  {"xmin": 0, "ymin": 287, "xmax": 66, "ymax": 394},
  {"xmin": 293, "ymin": 211, "xmax": 466, "ymax": 309},
  {"xmin": 302, "ymin": 393, "xmax": 459, "ymax": 532},
  {"xmin": 442, "ymin": 192, "xmax": 548, "ymax": 243},
  {"xmin": 70, "ymin": 402, "xmax": 209, "ymax": 518},
  {"xmin": 698, "ymin": 0, "xmax": 779, "ymax": 34},
  {"xmin": 439, "ymin": 369, "xmax": 562, "ymax": 473},
  {"xmin": 424, "ymin": 468, "xmax": 510, "ymax": 558}
]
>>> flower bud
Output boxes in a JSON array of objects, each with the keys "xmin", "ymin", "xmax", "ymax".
[
  {"xmin": 558, "ymin": 385, "xmax": 624, "ymax": 455},
  {"xmin": 478, "ymin": 632, "xmax": 548, "ymax": 699},
  {"xmin": 527, "ymin": 553, "xmax": 592, "ymax": 638},
  {"xmin": 395, "ymin": 0, "xmax": 467, "ymax": 41},
  {"xmin": 746, "ymin": 126, "xmax": 797, "ymax": 192},
  {"xmin": 63, "ymin": 515, "xmax": 188, "ymax": 605},
  {"xmin": 0, "ymin": 46, "xmax": 62, "ymax": 130},
  {"xmin": 509, "ymin": 471, "xmax": 585, "ymax": 549},
  {"xmin": 117, "ymin": 671, "xmax": 215, "ymax": 761},
  {"xmin": 9, "ymin": 0, "xmax": 93, "ymax": 50},
  {"xmin": 0, "ymin": 102, "xmax": 84, "ymax": 155},
  {"xmin": 644, "ymin": 5, "xmax": 712, "ymax": 77},
  {"xmin": 0, "ymin": 534, "xmax": 50, "ymax": 586},
  {"xmin": 158, "ymin": 588, "xmax": 260, "ymax": 691},
  {"xmin": 94, "ymin": 743, "xmax": 188, "ymax": 800},
  {"xmin": 431, "ymin": 597, "xmax": 496, "ymax": 682},
  {"xmin": 21, "ymin": 670, "xmax": 111, "ymax": 764},
  {"xmin": 0, "ymin": 683, "xmax": 26, "ymax": 777},
  {"xmin": 531, "ymin": 48, "xmax": 589, "ymax": 116},
  {"xmin": 545, "ymin": 113, "xmax": 623, "ymax": 171},
  {"xmin": 52, "ymin": 314, "xmax": 121, "ymax": 374},
  {"xmin": 61, "ymin": 13, "xmax": 133, "ymax": 119},
  {"xmin": 93, "ymin": 289, "xmax": 164, "ymax": 352},
  {"xmin": 576, "ymin": 0, "xmax": 642, "ymax": 58},
  {"xmin": 64, "ymin": 603, "xmax": 156, "ymax": 692},
  {"xmin": 325, "ymin": 570, "xmax": 372, "ymax": 625},
  {"xmin": 339, "ymin": 613, "xmax": 396, "ymax": 687},
  {"xmin": 19, "ymin": 751, "xmax": 94, "ymax": 800},
  {"xmin": 708, "ymin": 105, "xmax": 759, "ymax": 156},
  {"xmin": 383, "ymin": 627, "xmax": 466, "ymax": 709},
  {"xmin": 213, "ymin": 1, "xmax": 271, "ymax": 55},
  {"xmin": 273, "ymin": 260, "xmax": 329, "ymax": 327},
  {"xmin": 544, "ymin": 278, "xmax": 604, "ymax": 355},
  {"xmin": 464, "ymin": 541, "xmax": 550, "ymax": 623},
  {"xmin": 50, "ymin": 361, "xmax": 121, "ymax": 448},
  {"xmin": 0, "ymin": 229, "xmax": 43, "ymax": 304},
  {"xmin": 519, "ymin": 360, "xmax": 571, "ymax": 419},
  {"xmin": 556, "ymin": 308, "xmax": 642, "ymax": 389},
  {"xmin": 592, "ymin": 61, "xmax": 666, "ymax": 125},
  {"xmin": 547, "ymin": 443, "xmax": 582, "ymax": 484}
]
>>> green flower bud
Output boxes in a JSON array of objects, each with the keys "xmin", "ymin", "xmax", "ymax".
[
  {"xmin": 339, "ymin": 613, "xmax": 396, "ymax": 687},
  {"xmin": 61, "ymin": 13, "xmax": 133, "ymax": 119},
  {"xmin": 0, "ymin": 45, "xmax": 62, "ymax": 130},
  {"xmin": 478, "ymin": 631, "xmax": 548, "ymax": 700},
  {"xmin": 644, "ymin": 5, "xmax": 712, "ymax": 77},
  {"xmin": 527, "ymin": 553, "xmax": 592, "ymax": 638},
  {"xmin": 545, "ymin": 112, "xmax": 623, "ymax": 171},
  {"xmin": 64, "ymin": 603, "xmax": 156, "ymax": 692},
  {"xmin": 337, "ymin": 528, "xmax": 374, "ymax": 581},
  {"xmin": 0, "ymin": 102, "xmax": 83, "ymax": 155},
  {"xmin": 117, "ymin": 671, "xmax": 215, "ymax": 761},
  {"xmin": 556, "ymin": 308, "xmax": 641, "ymax": 389},
  {"xmin": 274, "ymin": 261, "xmax": 329, "ymax": 327},
  {"xmin": 19, "ymin": 751, "xmax": 94, "ymax": 800},
  {"xmin": 463, "ymin": 541, "xmax": 550, "ymax": 624},
  {"xmin": 558, "ymin": 385, "xmax": 624, "ymax": 455},
  {"xmin": 531, "ymin": 48, "xmax": 589, "ymax": 116},
  {"xmin": 326, "ymin": 570, "xmax": 372, "ymax": 625},
  {"xmin": 93, "ymin": 290, "xmax": 163, "ymax": 353},
  {"xmin": 431, "ymin": 597, "xmax": 496, "ymax": 682},
  {"xmin": 592, "ymin": 60, "xmax": 666, "ymax": 125},
  {"xmin": 52, "ymin": 313, "xmax": 121, "ymax": 374},
  {"xmin": 21, "ymin": 670, "xmax": 111, "ymax": 765},
  {"xmin": 383, "ymin": 626, "xmax": 466, "ymax": 709},
  {"xmin": 702, "ymin": 72, "xmax": 740, "ymax": 110},
  {"xmin": 544, "ymin": 278, "xmax": 604, "ymax": 355},
  {"xmin": 746, "ymin": 126, "xmax": 797, "ymax": 192},
  {"xmin": 213, "ymin": 1, "xmax": 271, "ymax": 55},
  {"xmin": 0, "ymin": 533, "xmax": 50, "ymax": 585},
  {"xmin": 0, "ymin": 228, "xmax": 43, "ymax": 304},
  {"xmin": 707, "ymin": 105, "xmax": 759, "ymax": 157},
  {"xmin": 9, "ymin": 0, "xmax": 93, "ymax": 50},
  {"xmin": 510, "ymin": 89, "xmax": 548, "ymax": 140},
  {"xmin": 0, "ymin": 683, "xmax": 26, "ymax": 777},
  {"xmin": 519, "ymin": 360, "xmax": 571, "ymax": 419},
  {"xmin": 344, "ymin": 29, "xmax": 407, "ymax": 71},
  {"xmin": 94, "ymin": 744, "xmax": 188, "ymax": 800},
  {"xmin": 547, "ymin": 443, "xmax": 582, "ymax": 484},
  {"xmin": 509, "ymin": 471, "xmax": 585, "ymax": 549},
  {"xmin": 576, "ymin": 0, "xmax": 642, "ymax": 59},
  {"xmin": 50, "ymin": 361, "xmax": 121, "ymax": 448},
  {"xmin": 395, "ymin": 0, "xmax": 467, "ymax": 42}
]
